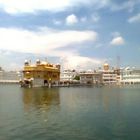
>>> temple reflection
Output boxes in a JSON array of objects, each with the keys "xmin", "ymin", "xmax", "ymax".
[{"xmin": 21, "ymin": 87, "xmax": 60, "ymax": 111}]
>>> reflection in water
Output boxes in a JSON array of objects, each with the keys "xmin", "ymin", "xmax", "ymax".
[
  {"xmin": 101, "ymin": 87, "xmax": 123, "ymax": 113},
  {"xmin": 22, "ymin": 87, "xmax": 60, "ymax": 111},
  {"xmin": 59, "ymin": 87, "xmax": 124, "ymax": 114},
  {"xmin": 0, "ymin": 85, "xmax": 140, "ymax": 140}
]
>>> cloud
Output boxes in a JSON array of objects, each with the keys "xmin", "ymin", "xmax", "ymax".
[
  {"xmin": 53, "ymin": 20, "xmax": 62, "ymax": 25},
  {"xmin": 66, "ymin": 14, "xmax": 78, "ymax": 25},
  {"xmin": 80, "ymin": 17, "xmax": 87, "ymax": 22},
  {"xmin": 128, "ymin": 13, "xmax": 140, "ymax": 23},
  {"xmin": 91, "ymin": 13, "xmax": 100, "ymax": 23},
  {"xmin": 111, "ymin": 32, "xmax": 121, "ymax": 38},
  {"xmin": 110, "ymin": 1, "xmax": 133, "ymax": 12},
  {"xmin": 0, "ymin": 0, "xmax": 139, "ymax": 15},
  {"xmin": 60, "ymin": 55, "xmax": 104, "ymax": 70},
  {"xmin": 110, "ymin": 0, "xmax": 140, "ymax": 12},
  {"xmin": 0, "ymin": 27, "xmax": 101, "ymax": 70},
  {"xmin": 0, "ymin": 0, "xmax": 70, "ymax": 14},
  {"xmin": 0, "ymin": 0, "xmax": 110, "ymax": 14},
  {"xmin": 80, "ymin": 14, "xmax": 100, "ymax": 24},
  {"xmin": 110, "ymin": 36, "xmax": 125, "ymax": 46},
  {"xmin": 0, "ymin": 27, "xmax": 98, "ymax": 57}
]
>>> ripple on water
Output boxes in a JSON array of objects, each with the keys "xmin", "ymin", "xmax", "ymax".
[{"xmin": 1, "ymin": 85, "xmax": 140, "ymax": 140}]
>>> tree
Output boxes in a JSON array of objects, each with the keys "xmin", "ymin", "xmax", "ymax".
[{"xmin": 74, "ymin": 75, "xmax": 80, "ymax": 80}]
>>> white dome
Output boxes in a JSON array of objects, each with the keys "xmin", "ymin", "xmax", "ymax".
[
  {"xmin": 36, "ymin": 59, "xmax": 40, "ymax": 62},
  {"xmin": 24, "ymin": 60, "xmax": 28, "ymax": 63}
]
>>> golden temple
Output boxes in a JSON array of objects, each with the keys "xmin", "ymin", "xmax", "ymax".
[{"xmin": 20, "ymin": 59, "xmax": 60, "ymax": 87}]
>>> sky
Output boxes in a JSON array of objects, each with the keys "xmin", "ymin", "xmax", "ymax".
[{"xmin": 0, "ymin": 0, "xmax": 140, "ymax": 71}]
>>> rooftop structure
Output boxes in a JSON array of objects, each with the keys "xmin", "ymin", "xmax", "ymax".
[{"xmin": 103, "ymin": 63, "xmax": 109, "ymax": 71}]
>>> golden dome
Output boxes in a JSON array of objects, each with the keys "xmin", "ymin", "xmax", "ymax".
[
  {"xmin": 103, "ymin": 63, "xmax": 109, "ymax": 70},
  {"xmin": 104, "ymin": 63, "xmax": 109, "ymax": 66}
]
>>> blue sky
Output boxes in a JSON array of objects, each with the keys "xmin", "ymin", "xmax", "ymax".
[{"xmin": 0, "ymin": 0, "xmax": 140, "ymax": 71}]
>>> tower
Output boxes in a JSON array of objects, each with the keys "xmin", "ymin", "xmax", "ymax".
[{"xmin": 116, "ymin": 55, "xmax": 120, "ymax": 69}]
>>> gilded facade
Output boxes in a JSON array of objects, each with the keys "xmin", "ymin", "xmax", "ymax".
[{"xmin": 21, "ymin": 59, "xmax": 60, "ymax": 87}]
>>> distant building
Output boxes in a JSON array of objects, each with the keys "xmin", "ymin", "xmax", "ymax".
[
  {"xmin": 120, "ymin": 67, "xmax": 140, "ymax": 84},
  {"xmin": 79, "ymin": 70, "xmax": 102, "ymax": 84},
  {"xmin": 99, "ymin": 63, "xmax": 119, "ymax": 85},
  {"xmin": 21, "ymin": 59, "xmax": 60, "ymax": 87},
  {"xmin": 0, "ymin": 71, "xmax": 21, "ymax": 80},
  {"xmin": 60, "ymin": 69, "xmax": 77, "ymax": 82},
  {"xmin": 0, "ymin": 70, "xmax": 21, "ymax": 83}
]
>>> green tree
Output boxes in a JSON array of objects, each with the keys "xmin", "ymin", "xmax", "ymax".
[{"xmin": 74, "ymin": 75, "xmax": 80, "ymax": 80}]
